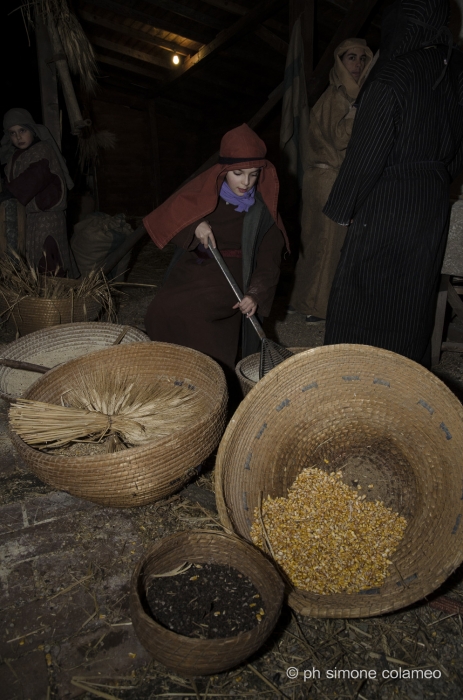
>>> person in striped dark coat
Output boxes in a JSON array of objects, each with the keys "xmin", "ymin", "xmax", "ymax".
[{"xmin": 322, "ymin": 0, "xmax": 463, "ymax": 367}]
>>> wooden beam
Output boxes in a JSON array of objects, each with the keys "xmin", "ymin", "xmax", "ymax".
[
  {"xmin": 91, "ymin": 36, "xmax": 173, "ymax": 70},
  {"xmin": 161, "ymin": 0, "xmax": 286, "ymax": 87},
  {"xmin": 191, "ymin": 69, "xmax": 263, "ymax": 99},
  {"xmin": 255, "ymin": 25, "xmax": 288, "ymax": 55},
  {"xmin": 307, "ymin": 0, "xmax": 382, "ymax": 104},
  {"xmin": 79, "ymin": 10, "xmax": 193, "ymax": 56},
  {"xmin": 248, "ymin": 82, "xmax": 285, "ymax": 128},
  {"xmin": 141, "ymin": 0, "xmax": 225, "ymax": 30},
  {"xmin": 85, "ymin": 0, "xmax": 213, "ymax": 44},
  {"xmin": 289, "ymin": 0, "xmax": 315, "ymax": 76},
  {"xmin": 47, "ymin": 15, "xmax": 90, "ymax": 134},
  {"xmin": 95, "ymin": 53, "xmax": 165, "ymax": 81},
  {"xmin": 200, "ymin": 0, "xmax": 288, "ymax": 34},
  {"xmin": 197, "ymin": 0, "xmax": 288, "ymax": 55},
  {"xmin": 35, "ymin": 14, "xmax": 61, "ymax": 148},
  {"xmin": 147, "ymin": 100, "xmax": 162, "ymax": 208},
  {"xmin": 300, "ymin": 1, "xmax": 315, "ymax": 76}
]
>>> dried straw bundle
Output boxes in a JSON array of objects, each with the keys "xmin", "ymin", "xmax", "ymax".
[
  {"xmin": 9, "ymin": 371, "xmax": 205, "ymax": 449},
  {"xmin": 0, "ymin": 251, "xmax": 116, "ymax": 320},
  {"xmin": 23, "ymin": 0, "xmax": 98, "ymax": 93},
  {"xmin": 78, "ymin": 130, "xmax": 117, "ymax": 170}
]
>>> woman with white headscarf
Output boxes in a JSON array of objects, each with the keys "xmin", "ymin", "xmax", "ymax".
[
  {"xmin": 0, "ymin": 108, "xmax": 75, "ymax": 275},
  {"xmin": 289, "ymin": 39, "xmax": 373, "ymax": 322}
]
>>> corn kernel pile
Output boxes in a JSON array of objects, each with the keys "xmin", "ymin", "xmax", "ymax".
[{"xmin": 250, "ymin": 468, "xmax": 407, "ymax": 595}]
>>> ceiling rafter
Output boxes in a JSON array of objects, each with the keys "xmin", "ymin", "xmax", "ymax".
[
  {"xmin": 198, "ymin": 0, "xmax": 289, "ymax": 54},
  {"xmin": 83, "ymin": 0, "xmax": 288, "ymax": 61},
  {"xmin": 255, "ymin": 25, "xmax": 288, "ymax": 55},
  {"xmin": 80, "ymin": 10, "xmax": 193, "ymax": 56},
  {"xmin": 96, "ymin": 52, "xmax": 166, "ymax": 79},
  {"xmin": 141, "ymin": 0, "xmax": 225, "ymax": 30},
  {"xmin": 160, "ymin": 0, "xmax": 286, "ymax": 88},
  {"xmin": 91, "ymin": 35, "xmax": 173, "ymax": 69},
  {"xmin": 84, "ymin": 0, "xmax": 213, "ymax": 44},
  {"xmin": 199, "ymin": 0, "xmax": 287, "ymax": 34}
]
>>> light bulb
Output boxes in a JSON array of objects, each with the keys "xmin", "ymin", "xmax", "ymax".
[{"xmin": 172, "ymin": 54, "xmax": 180, "ymax": 65}]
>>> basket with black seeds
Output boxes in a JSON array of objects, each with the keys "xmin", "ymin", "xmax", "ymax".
[{"xmin": 130, "ymin": 530, "xmax": 284, "ymax": 676}]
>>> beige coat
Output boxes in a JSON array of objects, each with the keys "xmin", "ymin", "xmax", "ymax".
[{"xmin": 291, "ymin": 39, "xmax": 373, "ymax": 318}]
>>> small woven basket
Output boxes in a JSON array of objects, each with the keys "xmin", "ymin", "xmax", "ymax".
[
  {"xmin": 0, "ymin": 322, "xmax": 148, "ymax": 401},
  {"xmin": 235, "ymin": 347, "xmax": 309, "ymax": 396},
  {"xmin": 0, "ymin": 278, "xmax": 101, "ymax": 335},
  {"xmin": 10, "ymin": 342, "xmax": 228, "ymax": 507},
  {"xmin": 216, "ymin": 344, "xmax": 463, "ymax": 618},
  {"xmin": 129, "ymin": 530, "xmax": 284, "ymax": 676}
]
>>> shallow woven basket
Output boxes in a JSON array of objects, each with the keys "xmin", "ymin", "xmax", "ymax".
[
  {"xmin": 235, "ymin": 347, "xmax": 309, "ymax": 396},
  {"xmin": 0, "ymin": 278, "xmax": 102, "ymax": 335},
  {"xmin": 129, "ymin": 530, "xmax": 284, "ymax": 676},
  {"xmin": 10, "ymin": 342, "xmax": 228, "ymax": 507},
  {"xmin": 0, "ymin": 322, "xmax": 148, "ymax": 401},
  {"xmin": 216, "ymin": 344, "xmax": 463, "ymax": 618}
]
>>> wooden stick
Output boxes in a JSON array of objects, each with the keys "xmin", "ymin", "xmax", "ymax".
[
  {"xmin": 46, "ymin": 16, "xmax": 91, "ymax": 134},
  {"xmin": 0, "ymin": 358, "xmax": 50, "ymax": 373},
  {"xmin": 112, "ymin": 327, "xmax": 129, "ymax": 345}
]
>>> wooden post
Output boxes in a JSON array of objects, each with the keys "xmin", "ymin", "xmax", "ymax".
[
  {"xmin": 300, "ymin": 0, "xmax": 314, "ymax": 77},
  {"xmin": 46, "ymin": 16, "xmax": 91, "ymax": 134},
  {"xmin": 147, "ymin": 101, "xmax": 162, "ymax": 208},
  {"xmin": 289, "ymin": 0, "xmax": 314, "ymax": 89},
  {"xmin": 35, "ymin": 13, "xmax": 61, "ymax": 148}
]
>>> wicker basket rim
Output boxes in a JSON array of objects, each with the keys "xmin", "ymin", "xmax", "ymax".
[
  {"xmin": 233, "ymin": 342, "xmax": 463, "ymax": 416},
  {"xmin": 131, "ymin": 529, "xmax": 284, "ymax": 644},
  {"xmin": 12, "ymin": 341, "xmax": 226, "ymax": 463},
  {"xmin": 215, "ymin": 343, "xmax": 463, "ymax": 617},
  {"xmin": 0, "ymin": 324, "xmax": 149, "ymax": 403}
]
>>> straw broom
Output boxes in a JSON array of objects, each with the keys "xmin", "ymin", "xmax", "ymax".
[{"xmin": 9, "ymin": 371, "xmax": 205, "ymax": 449}]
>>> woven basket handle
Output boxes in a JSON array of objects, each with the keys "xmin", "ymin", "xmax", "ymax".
[{"xmin": 0, "ymin": 358, "xmax": 50, "ymax": 373}]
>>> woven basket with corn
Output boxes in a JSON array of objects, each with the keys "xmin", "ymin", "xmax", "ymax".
[{"xmin": 250, "ymin": 468, "xmax": 407, "ymax": 595}]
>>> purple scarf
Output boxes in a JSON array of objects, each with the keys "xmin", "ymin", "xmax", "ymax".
[{"xmin": 220, "ymin": 180, "xmax": 256, "ymax": 213}]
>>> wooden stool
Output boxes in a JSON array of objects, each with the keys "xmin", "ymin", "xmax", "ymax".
[{"xmin": 431, "ymin": 198, "xmax": 463, "ymax": 366}]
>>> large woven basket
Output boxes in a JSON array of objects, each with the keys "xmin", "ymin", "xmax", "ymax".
[
  {"xmin": 235, "ymin": 347, "xmax": 309, "ymax": 397},
  {"xmin": 0, "ymin": 278, "xmax": 101, "ymax": 335},
  {"xmin": 130, "ymin": 530, "xmax": 284, "ymax": 676},
  {"xmin": 0, "ymin": 322, "xmax": 148, "ymax": 401},
  {"xmin": 10, "ymin": 342, "xmax": 228, "ymax": 507},
  {"xmin": 216, "ymin": 344, "xmax": 463, "ymax": 618}
]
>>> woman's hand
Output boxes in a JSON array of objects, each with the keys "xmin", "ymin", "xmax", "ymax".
[
  {"xmin": 195, "ymin": 221, "xmax": 216, "ymax": 249},
  {"xmin": 233, "ymin": 295, "xmax": 257, "ymax": 318}
]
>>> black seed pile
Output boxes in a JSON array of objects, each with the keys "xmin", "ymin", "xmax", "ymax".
[{"xmin": 145, "ymin": 563, "xmax": 265, "ymax": 638}]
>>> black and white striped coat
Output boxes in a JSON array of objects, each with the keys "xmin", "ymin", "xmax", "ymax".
[{"xmin": 322, "ymin": 39, "xmax": 463, "ymax": 365}]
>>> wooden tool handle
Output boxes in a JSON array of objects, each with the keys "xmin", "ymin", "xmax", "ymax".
[
  {"xmin": 208, "ymin": 243, "xmax": 267, "ymax": 341},
  {"xmin": 0, "ymin": 358, "xmax": 51, "ymax": 373}
]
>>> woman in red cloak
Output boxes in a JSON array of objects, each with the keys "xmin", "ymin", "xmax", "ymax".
[{"xmin": 143, "ymin": 124, "xmax": 288, "ymax": 374}]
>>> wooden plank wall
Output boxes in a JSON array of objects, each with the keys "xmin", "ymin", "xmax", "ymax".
[
  {"xmin": 92, "ymin": 88, "xmax": 201, "ymax": 216},
  {"xmin": 92, "ymin": 96, "xmax": 155, "ymax": 216}
]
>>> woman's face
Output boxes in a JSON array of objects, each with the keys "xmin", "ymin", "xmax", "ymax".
[
  {"xmin": 226, "ymin": 168, "xmax": 260, "ymax": 196},
  {"xmin": 341, "ymin": 49, "xmax": 367, "ymax": 83},
  {"xmin": 8, "ymin": 125, "xmax": 34, "ymax": 150}
]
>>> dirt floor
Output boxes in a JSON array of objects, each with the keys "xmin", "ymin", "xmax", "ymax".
[{"xmin": 1, "ymin": 237, "xmax": 463, "ymax": 700}]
